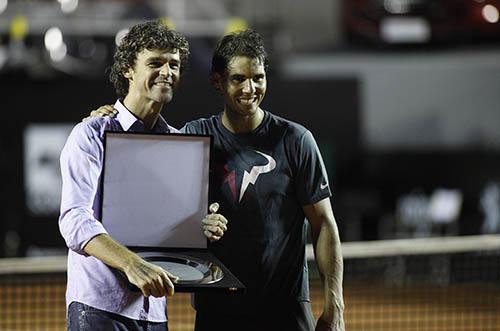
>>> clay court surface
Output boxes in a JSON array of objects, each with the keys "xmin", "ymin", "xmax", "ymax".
[{"xmin": 1, "ymin": 277, "xmax": 498, "ymax": 331}]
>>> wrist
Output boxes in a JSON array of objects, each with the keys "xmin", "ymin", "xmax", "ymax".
[
  {"xmin": 322, "ymin": 296, "xmax": 344, "ymax": 322},
  {"xmin": 120, "ymin": 250, "xmax": 141, "ymax": 273}
]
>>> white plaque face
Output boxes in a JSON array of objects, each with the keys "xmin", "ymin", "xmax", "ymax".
[{"xmin": 101, "ymin": 132, "xmax": 211, "ymax": 249}]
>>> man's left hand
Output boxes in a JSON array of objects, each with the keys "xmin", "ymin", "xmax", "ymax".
[
  {"xmin": 202, "ymin": 202, "xmax": 228, "ymax": 242},
  {"xmin": 316, "ymin": 312, "xmax": 345, "ymax": 331}
]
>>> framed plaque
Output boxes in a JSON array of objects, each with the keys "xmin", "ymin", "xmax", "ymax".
[{"xmin": 101, "ymin": 131, "xmax": 244, "ymax": 293}]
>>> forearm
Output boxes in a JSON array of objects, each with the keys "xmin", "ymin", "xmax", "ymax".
[
  {"xmin": 84, "ymin": 233, "xmax": 178, "ymax": 297},
  {"xmin": 83, "ymin": 233, "xmax": 140, "ymax": 272},
  {"xmin": 314, "ymin": 217, "xmax": 344, "ymax": 322}
]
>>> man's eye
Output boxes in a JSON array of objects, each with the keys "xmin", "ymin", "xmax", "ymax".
[{"xmin": 148, "ymin": 63, "xmax": 161, "ymax": 68}]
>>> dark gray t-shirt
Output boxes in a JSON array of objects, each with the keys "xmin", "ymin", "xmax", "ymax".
[{"xmin": 181, "ymin": 111, "xmax": 331, "ymax": 315}]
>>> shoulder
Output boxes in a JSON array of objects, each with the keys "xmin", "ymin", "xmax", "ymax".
[
  {"xmin": 181, "ymin": 115, "xmax": 219, "ymax": 134},
  {"xmin": 266, "ymin": 112, "xmax": 309, "ymax": 141},
  {"xmin": 65, "ymin": 117, "xmax": 115, "ymax": 151},
  {"xmin": 264, "ymin": 113, "xmax": 320, "ymax": 161}
]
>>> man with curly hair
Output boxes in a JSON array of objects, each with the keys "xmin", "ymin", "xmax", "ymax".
[{"xmin": 59, "ymin": 20, "xmax": 227, "ymax": 331}]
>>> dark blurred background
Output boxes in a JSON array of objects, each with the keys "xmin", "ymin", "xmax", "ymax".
[{"xmin": 1, "ymin": 0, "xmax": 500, "ymax": 257}]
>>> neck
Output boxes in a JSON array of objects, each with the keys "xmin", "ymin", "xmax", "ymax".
[
  {"xmin": 222, "ymin": 108, "xmax": 264, "ymax": 134},
  {"xmin": 123, "ymin": 95, "xmax": 163, "ymax": 131}
]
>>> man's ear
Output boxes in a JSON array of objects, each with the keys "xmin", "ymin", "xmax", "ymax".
[
  {"xmin": 210, "ymin": 72, "xmax": 223, "ymax": 92},
  {"xmin": 123, "ymin": 67, "xmax": 133, "ymax": 80}
]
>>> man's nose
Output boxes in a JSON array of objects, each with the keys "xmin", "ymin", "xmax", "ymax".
[
  {"xmin": 242, "ymin": 79, "xmax": 255, "ymax": 93},
  {"xmin": 159, "ymin": 65, "xmax": 171, "ymax": 77}
]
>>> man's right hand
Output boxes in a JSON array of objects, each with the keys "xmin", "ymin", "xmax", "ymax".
[
  {"xmin": 123, "ymin": 257, "xmax": 179, "ymax": 297},
  {"xmin": 83, "ymin": 234, "xmax": 178, "ymax": 298},
  {"xmin": 83, "ymin": 104, "xmax": 116, "ymax": 122}
]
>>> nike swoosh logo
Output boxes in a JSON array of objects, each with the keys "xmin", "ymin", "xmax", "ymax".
[
  {"xmin": 239, "ymin": 151, "xmax": 276, "ymax": 202},
  {"xmin": 320, "ymin": 182, "xmax": 328, "ymax": 190}
]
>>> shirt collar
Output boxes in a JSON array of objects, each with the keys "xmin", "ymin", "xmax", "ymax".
[{"xmin": 113, "ymin": 100, "xmax": 171, "ymax": 133}]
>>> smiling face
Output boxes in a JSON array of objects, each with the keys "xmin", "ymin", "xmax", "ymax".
[
  {"xmin": 124, "ymin": 48, "xmax": 181, "ymax": 106},
  {"xmin": 218, "ymin": 55, "xmax": 267, "ymax": 119}
]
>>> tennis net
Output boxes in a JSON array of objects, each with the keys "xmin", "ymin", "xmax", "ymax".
[{"xmin": 1, "ymin": 235, "xmax": 499, "ymax": 331}]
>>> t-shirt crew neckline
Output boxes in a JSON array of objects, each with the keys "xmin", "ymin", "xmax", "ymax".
[{"xmin": 217, "ymin": 110, "xmax": 269, "ymax": 137}]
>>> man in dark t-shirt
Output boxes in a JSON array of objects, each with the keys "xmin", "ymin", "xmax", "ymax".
[
  {"xmin": 182, "ymin": 111, "xmax": 330, "ymax": 304},
  {"xmin": 182, "ymin": 30, "xmax": 345, "ymax": 331},
  {"xmin": 88, "ymin": 29, "xmax": 344, "ymax": 331}
]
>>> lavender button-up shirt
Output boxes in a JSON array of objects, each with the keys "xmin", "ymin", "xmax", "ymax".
[{"xmin": 59, "ymin": 100, "xmax": 178, "ymax": 322}]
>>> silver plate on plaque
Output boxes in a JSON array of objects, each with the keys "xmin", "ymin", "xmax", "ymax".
[{"xmin": 144, "ymin": 256, "xmax": 224, "ymax": 285}]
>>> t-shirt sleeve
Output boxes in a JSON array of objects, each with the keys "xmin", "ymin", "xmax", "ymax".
[{"xmin": 294, "ymin": 130, "xmax": 332, "ymax": 206}]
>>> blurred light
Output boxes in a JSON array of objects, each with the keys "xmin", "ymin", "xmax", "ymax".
[
  {"xmin": 0, "ymin": 0, "xmax": 7, "ymax": 15},
  {"xmin": 58, "ymin": 0, "xmax": 78, "ymax": 14},
  {"xmin": 44, "ymin": 27, "xmax": 63, "ymax": 51},
  {"xmin": 10, "ymin": 15, "xmax": 29, "ymax": 41},
  {"xmin": 225, "ymin": 17, "xmax": 248, "ymax": 35},
  {"xmin": 384, "ymin": 0, "xmax": 408, "ymax": 14},
  {"xmin": 50, "ymin": 43, "xmax": 67, "ymax": 62},
  {"xmin": 159, "ymin": 17, "xmax": 175, "ymax": 30},
  {"xmin": 115, "ymin": 28, "xmax": 128, "ymax": 46},
  {"xmin": 482, "ymin": 5, "xmax": 499, "ymax": 23},
  {"xmin": 428, "ymin": 189, "xmax": 463, "ymax": 224},
  {"xmin": 78, "ymin": 39, "xmax": 96, "ymax": 58}
]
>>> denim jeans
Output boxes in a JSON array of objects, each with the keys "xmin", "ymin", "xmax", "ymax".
[{"xmin": 67, "ymin": 302, "xmax": 168, "ymax": 331}]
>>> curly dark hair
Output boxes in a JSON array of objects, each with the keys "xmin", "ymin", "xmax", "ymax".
[
  {"xmin": 109, "ymin": 20, "xmax": 190, "ymax": 98},
  {"xmin": 210, "ymin": 29, "xmax": 269, "ymax": 77}
]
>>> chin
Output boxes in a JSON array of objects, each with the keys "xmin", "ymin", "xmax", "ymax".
[
  {"xmin": 238, "ymin": 103, "xmax": 260, "ymax": 113},
  {"xmin": 157, "ymin": 94, "xmax": 173, "ymax": 104},
  {"xmin": 237, "ymin": 108, "xmax": 258, "ymax": 117}
]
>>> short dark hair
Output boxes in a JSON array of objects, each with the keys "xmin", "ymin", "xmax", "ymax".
[
  {"xmin": 210, "ymin": 29, "xmax": 268, "ymax": 77},
  {"xmin": 109, "ymin": 20, "xmax": 190, "ymax": 98}
]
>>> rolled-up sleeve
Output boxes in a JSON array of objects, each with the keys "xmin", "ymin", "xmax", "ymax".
[{"xmin": 59, "ymin": 122, "xmax": 108, "ymax": 254}]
